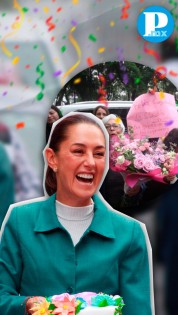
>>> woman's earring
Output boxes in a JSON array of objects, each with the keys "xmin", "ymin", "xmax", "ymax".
[{"xmin": 53, "ymin": 167, "xmax": 58, "ymax": 173}]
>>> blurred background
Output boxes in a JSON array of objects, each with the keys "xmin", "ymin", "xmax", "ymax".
[{"xmin": 0, "ymin": 1, "xmax": 178, "ymax": 314}]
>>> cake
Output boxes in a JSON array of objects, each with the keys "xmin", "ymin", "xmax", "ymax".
[{"xmin": 29, "ymin": 292, "xmax": 125, "ymax": 315}]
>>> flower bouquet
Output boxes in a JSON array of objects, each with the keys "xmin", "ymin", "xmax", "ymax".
[
  {"xmin": 109, "ymin": 134, "xmax": 178, "ymax": 188},
  {"xmin": 28, "ymin": 292, "xmax": 125, "ymax": 315}
]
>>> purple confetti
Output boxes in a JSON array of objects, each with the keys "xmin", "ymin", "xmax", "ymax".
[
  {"xmin": 123, "ymin": 73, "xmax": 129, "ymax": 84},
  {"xmin": 165, "ymin": 120, "xmax": 174, "ymax": 126},
  {"xmin": 2, "ymin": 91, "xmax": 7, "ymax": 96},
  {"xmin": 108, "ymin": 72, "xmax": 114, "ymax": 80},
  {"xmin": 71, "ymin": 20, "xmax": 77, "ymax": 26},
  {"xmin": 53, "ymin": 70, "xmax": 62, "ymax": 77},
  {"xmin": 33, "ymin": 8, "xmax": 39, "ymax": 13}
]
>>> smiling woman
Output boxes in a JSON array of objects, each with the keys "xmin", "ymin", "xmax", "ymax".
[
  {"xmin": 0, "ymin": 112, "xmax": 154, "ymax": 315},
  {"xmin": 45, "ymin": 113, "xmax": 106, "ymax": 206}
]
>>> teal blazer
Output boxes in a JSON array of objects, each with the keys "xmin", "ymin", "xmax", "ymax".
[
  {"xmin": 0, "ymin": 143, "xmax": 14, "ymax": 228},
  {"xmin": 0, "ymin": 193, "xmax": 153, "ymax": 315}
]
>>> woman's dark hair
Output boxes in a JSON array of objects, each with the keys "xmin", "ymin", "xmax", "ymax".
[
  {"xmin": 46, "ymin": 106, "xmax": 63, "ymax": 143},
  {"xmin": 45, "ymin": 114, "xmax": 105, "ymax": 196},
  {"xmin": 93, "ymin": 105, "xmax": 110, "ymax": 116},
  {"xmin": 163, "ymin": 128, "xmax": 178, "ymax": 150},
  {"xmin": 50, "ymin": 105, "xmax": 63, "ymax": 118}
]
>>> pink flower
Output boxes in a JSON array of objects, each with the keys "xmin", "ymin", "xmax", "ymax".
[
  {"xmin": 115, "ymin": 159, "xmax": 131, "ymax": 171},
  {"xmin": 52, "ymin": 294, "xmax": 76, "ymax": 315},
  {"xmin": 133, "ymin": 155, "xmax": 145, "ymax": 169},
  {"xmin": 138, "ymin": 145, "xmax": 146, "ymax": 152},
  {"xmin": 109, "ymin": 150, "xmax": 120, "ymax": 161},
  {"xmin": 143, "ymin": 159, "xmax": 156, "ymax": 172}
]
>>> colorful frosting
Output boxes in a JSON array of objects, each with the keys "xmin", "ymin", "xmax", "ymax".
[{"xmin": 29, "ymin": 292, "xmax": 124, "ymax": 315}]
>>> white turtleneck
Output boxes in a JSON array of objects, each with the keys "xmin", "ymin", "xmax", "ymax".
[{"xmin": 55, "ymin": 200, "xmax": 94, "ymax": 246}]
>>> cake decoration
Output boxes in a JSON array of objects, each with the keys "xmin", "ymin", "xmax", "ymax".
[{"xmin": 29, "ymin": 292, "xmax": 125, "ymax": 315}]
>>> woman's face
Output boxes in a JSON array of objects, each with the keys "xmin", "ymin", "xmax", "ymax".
[
  {"xmin": 47, "ymin": 109, "xmax": 59, "ymax": 124},
  {"xmin": 105, "ymin": 119, "xmax": 123, "ymax": 136},
  {"xmin": 95, "ymin": 107, "xmax": 107, "ymax": 120},
  {"xmin": 46, "ymin": 123, "xmax": 106, "ymax": 206}
]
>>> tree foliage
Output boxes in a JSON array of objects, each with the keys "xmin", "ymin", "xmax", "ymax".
[{"xmin": 54, "ymin": 61, "xmax": 177, "ymax": 106}]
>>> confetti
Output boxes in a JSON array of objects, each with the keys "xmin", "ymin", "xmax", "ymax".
[
  {"xmin": 86, "ymin": 57, "xmax": 94, "ymax": 67},
  {"xmin": 135, "ymin": 77, "xmax": 141, "ymax": 84},
  {"xmin": 71, "ymin": 20, "xmax": 77, "ymax": 26},
  {"xmin": 88, "ymin": 34, "xmax": 97, "ymax": 42},
  {"xmin": 159, "ymin": 91, "xmax": 165, "ymax": 99},
  {"xmin": 14, "ymin": 44, "xmax": 20, "ymax": 49},
  {"xmin": 98, "ymin": 47, "xmax": 105, "ymax": 53},
  {"xmin": 57, "ymin": 7, "xmax": 62, "ymax": 12},
  {"xmin": 43, "ymin": 6, "xmax": 50, "ymax": 13},
  {"xmin": 155, "ymin": 66, "xmax": 167, "ymax": 79},
  {"xmin": 72, "ymin": 0, "xmax": 79, "ymax": 4},
  {"xmin": 62, "ymin": 26, "xmax": 81, "ymax": 83},
  {"xmin": 143, "ymin": 42, "xmax": 160, "ymax": 62},
  {"xmin": 110, "ymin": 21, "xmax": 115, "ymax": 27},
  {"xmin": 1, "ymin": 0, "xmax": 25, "ymax": 57},
  {"xmin": 16, "ymin": 122, "xmax": 25, "ymax": 129},
  {"xmin": 22, "ymin": 7, "xmax": 29, "ymax": 13},
  {"xmin": 169, "ymin": 70, "xmax": 178, "ymax": 77},
  {"xmin": 61, "ymin": 45, "xmax": 66, "ymax": 53},
  {"xmin": 73, "ymin": 78, "xmax": 81, "ymax": 84},
  {"xmin": 53, "ymin": 70, "xmax": 62, "ymax": 77},
  {"xmin": 165, "ymin": 120, "xmax": 174, "ymax": 126},
  {"xmin": 121, "ymin": 0, "xmax": 131, "ymax": 19},
  {"xmin": 108, "ymin": 73, "xmax": 114, "ymax": 80},
  {"xmin": 35, "ymin": 63, "xmax": 45, "ymax": 101},
  {"xmin": 12, "ymin": 56, "xmax": 20, "ymax": 64},
  {"xmin": 115, "ymin": 117, "xmax": 122, "ymax": 124},
  {"xmin": 46, "ymin": 16, "xmax": 56, "ymax": 31},
  {"xmin": 117, "ymin": 48, "xmax": 129, "ymax": 84}
]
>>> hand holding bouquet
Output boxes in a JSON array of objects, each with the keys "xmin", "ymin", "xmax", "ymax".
[{"xmin": 109, "ymin": 134, "xmax": 178, "ymax": 188}]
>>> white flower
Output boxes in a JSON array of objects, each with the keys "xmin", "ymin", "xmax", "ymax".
[{"xmin": 117, "ymin": 155, "xmax": 125, "ymax": 164}]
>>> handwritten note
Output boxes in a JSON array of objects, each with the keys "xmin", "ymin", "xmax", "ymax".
[{"xmin": 127, "ymin": 92, "xmax": 178, "ymax": 138}]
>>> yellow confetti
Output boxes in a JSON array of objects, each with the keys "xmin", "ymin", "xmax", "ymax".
[
  {"xmin": 110, "ymin": 21, "xmax": 115, "ymax": 27},
  {"xmin": 62, "ymin": 27, "xmax": 81, "ymax": 85},
  {"xmin": 159, "ymin": 91, "xmax": 165, "ymax": 99},
  {"xmin": 12, "ymin": 56, "xmax": 20, "ymax": 64},
  {"xmin": 43, "ymin": 6, "xmax": 50, "ymax": 13},
  {"xmin": 98, "ymin": 47, "xmax": 105, "ymax": 54},
  {"xmin": 74, "ymin": 78, "xmax": 81, "ymax": 84},
  {"xmin": 11, "ymin": 21, "xmax": 21, "ymax": 29},
  {"xmin": 72, "ymin": 0, "xmax": 79, "ymax": 4},
  {"xmin": 115, "ymin": 117, "xmax": 121, "ymax": 124},
  {"xmin": 1, "ymin": 0, "xmax": 25, "ymax": 57}
]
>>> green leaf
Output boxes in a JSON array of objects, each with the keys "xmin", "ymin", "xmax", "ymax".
[{"xmin": 48, "ymin": 303, "xmax": 56, "ymax": 311}]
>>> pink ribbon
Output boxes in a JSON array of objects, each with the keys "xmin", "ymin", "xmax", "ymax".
[{"xmin": 125, "ymin": 166, "xmax": 178, "ymax": 188}]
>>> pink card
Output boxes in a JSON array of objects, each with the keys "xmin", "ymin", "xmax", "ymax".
[{"xmin": 127, "ymin": 92, "xmax": 178, "ymax": 139}]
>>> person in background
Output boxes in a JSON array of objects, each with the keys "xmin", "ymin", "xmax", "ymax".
[
  {"xmin": 0, "ymin": 122, "xmax": 42, "ymax": 203},
  {"xmin": 155, "ymin": 128, "xmax": 178, "ymax": 315},
  {"xmin": 102, "ymin": 113, "xmax": 125, "ymax": 136},
  {"xmin": 0, "ymin": 142, "xmax": 14, "ymax": 228},
  {"xmin": 46, "ymin": 105, "xmax": 63, "ymax": 142},
  {"xmin": 0, "ymin": 112, "xmax": 153, "ymax": 315},
  {"xmin": 100, "ymin": 114, "xmax": 142, "ymax": 214},
  {"xmin": 92, "ymin": 105, "xmax": 110, "ymax": 120}
]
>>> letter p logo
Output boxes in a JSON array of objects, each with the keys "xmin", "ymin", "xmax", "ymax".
[
  {"xmin": 137, "ymin": 6, "xmax": 174, "ymax": 43},
  {"xmin": 143, "ymin": 12, "xmax": 168, "ymax": 36}
]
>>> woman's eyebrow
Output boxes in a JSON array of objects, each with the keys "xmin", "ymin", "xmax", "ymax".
[{"xmin": 72, "ymin": 143, "xmax": 105, "ymax": 149}]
